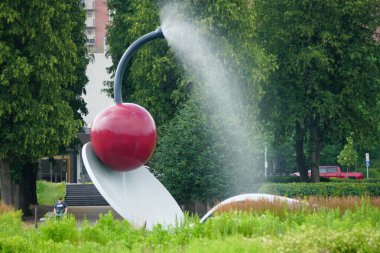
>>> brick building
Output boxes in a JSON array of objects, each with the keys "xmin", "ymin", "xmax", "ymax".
[{"xmin": 83, "ymin": 0, "xmax": 110, "ymax": 53}]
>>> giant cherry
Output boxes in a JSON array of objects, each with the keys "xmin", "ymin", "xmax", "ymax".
[{"xmin": 90, "ymin": 103, "xmax": 157, "ymax": 171}]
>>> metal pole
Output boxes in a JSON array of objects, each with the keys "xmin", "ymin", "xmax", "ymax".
[
  {"xmin": 50, "ymin": 161, "xmax": 53, "ymax": 182},
  {"xmin": 114, "ymin": 27, "xmax": 164, "ymax": 104},
  {"xmin": 365, "ymin": 153, "xmax": 369, "ymax": 179},
  {"xmin": 34, "ymin": 205, "xmax": 38, "ymax": 229},
  {"xmin": 264, "ymin": 146, "xmax": 268, "ymax": 178}
]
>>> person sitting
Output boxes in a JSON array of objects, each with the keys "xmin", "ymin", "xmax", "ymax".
[{"xmin": 53, "ymin": 196, "xmax": 68, "ymax": 219}]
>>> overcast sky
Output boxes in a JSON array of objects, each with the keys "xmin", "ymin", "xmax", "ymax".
[{"xmin": 82, "ymin": 53, "xmax": 114, "ymax": 127}]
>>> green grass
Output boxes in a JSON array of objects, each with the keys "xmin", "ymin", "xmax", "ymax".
[
  {"xmin": 37, "ymin": 181, "xmax": 66, "ymax": 205},
  {"xmin": 1, "ymin": 198, "xmax": 379, "ymax": 252}
]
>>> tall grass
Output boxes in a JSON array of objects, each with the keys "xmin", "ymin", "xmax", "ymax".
[
  {"xmin": 0, "ymin": 197, "xmax": 379, "ymax": 252},
  {"xmin": 215, "ymin": 196, "xmax": 380, "ymax": 216},
  {"xmin": 37, "ymin": 181, "xmax": 66, "ymax": 205},
  {"xmin": 0, "ymin": 202, "xmax": 14, "ymax": 215}
]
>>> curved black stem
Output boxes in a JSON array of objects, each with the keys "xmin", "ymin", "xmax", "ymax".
[{"xmin": 114, "ymin": 27, "xmax": 165, "ymax": 104}]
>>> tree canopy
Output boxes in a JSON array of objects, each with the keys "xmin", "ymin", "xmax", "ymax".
[
  {"xmin": 254, "ymin": 0, "xmax": 380, "ymax": 181},
  {"xmin": 0, "ymin": 0, "xmax": 88, "ymax": 210},
  {"xmin": 337, "ymin": 136, "xmax": 358, "ymax": 170}
]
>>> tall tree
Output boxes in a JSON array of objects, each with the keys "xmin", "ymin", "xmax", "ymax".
[
  {"xmin": 0, "ymin": 0, "xmax": 88, "ymax": 214},
  {"xmin": 149, "ymin": 89, "xmax": 229, "ymax": 207},
  {"xmin": 255, "ymin": 0, "xmax": 380, "ymax": 182}
]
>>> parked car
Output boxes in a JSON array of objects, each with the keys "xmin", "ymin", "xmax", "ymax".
[{"xmin": 292, "ymin": 166, "xmax": 363, "ymax": 180}]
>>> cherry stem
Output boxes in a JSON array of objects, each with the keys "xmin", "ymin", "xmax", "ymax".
[{"xmin": 114, "ymin": 27, "xmax": 165, "ymax": 104}]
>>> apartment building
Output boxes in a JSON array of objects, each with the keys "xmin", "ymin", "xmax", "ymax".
[{"xmin": 83, "ymin": 0, "xmax": 110, "ymax": 53}]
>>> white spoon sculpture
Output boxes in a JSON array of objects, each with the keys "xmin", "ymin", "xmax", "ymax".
[{"xmin": 82, "ymin": 28, "xmax": 183, "ymax": 229}]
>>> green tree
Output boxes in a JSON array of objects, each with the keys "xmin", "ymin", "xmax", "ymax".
[
  {"xmin": 255, "ymin": 0, "xmax": 380, "ymax": 182},
  {"xmin": 337, "ymin": 136, "xmax": 358, "ymax": 171},
  {"xmin": 149, "ymin": 89, "xmax": 228, "ymax": 207},
  {"xmin": 105, "ymin": 0, "xmax": 188, "ymax": 126},
  {"xmin": 143, "ymin": 1, "xmax": 276, "ymax": 205},
  {"xmin": 0, "ymin": 0, "xmax": 88, "ymax": 214}
]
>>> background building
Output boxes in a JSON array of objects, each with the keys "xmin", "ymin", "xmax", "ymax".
[{"xmin": 83, "ymin": 0, "xmax": 110, "ymax": 53}]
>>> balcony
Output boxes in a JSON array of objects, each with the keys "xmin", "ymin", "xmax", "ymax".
[
  {"xmin": 85, "ymin": 16, "xmax": 95, "ymax": 28},
  {"xmin": 85, "ymin": 0, "xmax": 95, "ymax": 10}
]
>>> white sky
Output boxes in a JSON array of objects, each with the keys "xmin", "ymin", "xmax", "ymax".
[{"xmin": 82, "ymin": 53, "xmax": 114, "ymax": 127}]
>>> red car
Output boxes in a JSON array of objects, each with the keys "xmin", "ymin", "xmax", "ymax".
[{"xmin": 292, "ymin": 166, "xmax": 363, "ymax": 180}]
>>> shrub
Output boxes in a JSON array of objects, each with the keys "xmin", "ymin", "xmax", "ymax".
[
  {"xmin": 38, "ymin": 215, "xmax": 78, "ymax": 244},
  {"xmin": 0, "ymin": 236, "xmax": 29, "ymax": 253},
  {"xmin": 265, "ymin": 176, "xmax": 301, "ymax": 183},
  {"xmin": 259, "ymin": 182, "xmax": 380, "ymax": 197},
  {"xmin": 0, "ymin": 210, "xmax": 23, "ymax": 236},
  {"xmin": 80, "ymin": 212, "xmax": 142, "ymax": 247}
]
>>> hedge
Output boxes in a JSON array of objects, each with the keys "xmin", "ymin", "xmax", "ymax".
[
  {"xmin": 264, "ymin": 176, "xmax": 331, "ymax": 183},
  {"xmin": 264, "ymin": 177, "xmax": 380, "ymax": 184},
  {"xmin": 259, "ymin": 182, "xmax": 380, "ymax": 198}
]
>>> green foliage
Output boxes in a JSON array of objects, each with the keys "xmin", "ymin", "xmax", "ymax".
[
  {"xmin": 0, "ymin": 210, "xmax": 22, "ymax": 237},
  {"xmin": 106, "ymin": 0, "xmax": 276, "ymax": 126},
  {"xmin": 38, "ymin": 215, "xmax": 78, "ymax": 244},
  {"xmin": 264, "ymin": 176, "xmax": 331, "ymax": 184},
  {"xmin": 255, "ymin": 0, "xmax": 380, "ymax": 180},
  {"xmin": 106, "ymin": 0, "xmax": 186, "ymax": 125},
  {"xmin": 337, "ymin": 136, "xmax": 359, "ymax": 169},
  {"xmin": 320, "ymin": 144, "xmax": 340, "ymax": 165},
  {"xmin": 260, "ymin": 182, "xmax": 380, "ymax": 197},
  {"xmin": 265, "ymin": 176, "xmax": 302, "ymax": 183},
  {"xmin": 362, "ymin": 178, "xmax": 380, "ymax": 183},
  {"xmin": 0, "ymin": 236, "xmax": 29, "ymax": 253},
  {"xmin": 149, "ymin": 90, "xmax": 229, "ymax": 204},
  {"xmin": 80, "ymin": 212, "xmax": 143, "ymax": 247},
  {"xmin": 36, "ymin": 181, "xmax": 66, "ymax": 205},
  {"xmin": 139, "ymin": 1, "xmax": 277, "ymax": 203},
  {"xmin": 0, "ymin": 0, "xmax": 88, "ymax": 167},
  {"xmin": 1, "ymin": 203, "xmax": 380, "ymax": 252}
]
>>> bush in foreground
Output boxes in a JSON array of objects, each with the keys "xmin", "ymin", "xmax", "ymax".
[{"xmin": 0, "ymin": 197, "xmax": 380, "ymax": 252}]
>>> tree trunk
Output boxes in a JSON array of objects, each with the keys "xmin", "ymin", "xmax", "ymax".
[
  {"xmin": 0, "ymin": 160, "xmax": 20, "ymax": 207},
  {"xmin": 19, "ymin": 163, "xmax": 38, "ymax": 216},
  {"xmin": 0, "ymin": 160, "xmax": 38, "ymax": 216},
  {"xmin": 310, "ymin": 119, "xmax": 320, "ymax": 182},
  {"xmin": 295, "ymin": 122, "xmax": 308, "ymax": 182}
]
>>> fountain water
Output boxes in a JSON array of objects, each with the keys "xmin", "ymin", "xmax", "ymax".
[{"xmin": 160, "ymin": 4, "xmax": 259, "ymax": 194}]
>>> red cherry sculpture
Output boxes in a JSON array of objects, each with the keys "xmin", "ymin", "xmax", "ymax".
[{"xmin": 90, "ymin": 103, "xmax": 157, "ymax": 171}]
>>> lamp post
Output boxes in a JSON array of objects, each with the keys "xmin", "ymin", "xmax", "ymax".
[{"xmin": 264, "ymin": 146, "xmax": 268, "ymax": 178}]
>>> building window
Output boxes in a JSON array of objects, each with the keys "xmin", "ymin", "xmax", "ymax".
[{"xmin": 86, "ymin": 38, "xmax": 95, "ymax": 44}]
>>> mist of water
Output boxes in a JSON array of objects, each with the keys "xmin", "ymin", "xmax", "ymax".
[{"xmin": 160, "ymin": 4, "xmax": 262, "ymax": 194}]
